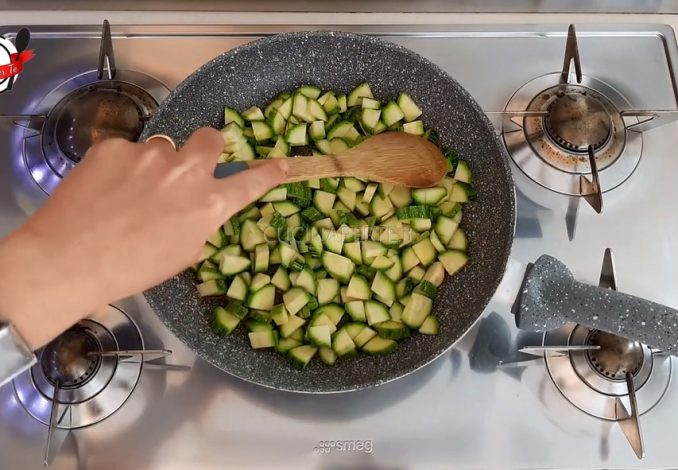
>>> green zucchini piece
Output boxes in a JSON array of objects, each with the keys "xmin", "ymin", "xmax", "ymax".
[
  {"xmin": 211, "ymin": 306, "xmax": 241, "ymax": 336},
  {"xmin": 288, "ymin": 345, "xmax": 318, "ymax": 369},
  {"xmin": 362, "ymin": 336, "xmax": 397, "ymax": 355},
  {"xmin": 375, "ymin": 320, "xmax": 411, "ymax": 340}
]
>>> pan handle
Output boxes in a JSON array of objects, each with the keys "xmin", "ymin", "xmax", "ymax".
[{"xmin": 514, "ymin": 255, "xmax": 678, "ymax": 353}]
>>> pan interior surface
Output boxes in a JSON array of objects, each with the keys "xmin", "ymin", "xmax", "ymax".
[{"xmin": 142, "ymin": 31, "xmax": 515, "ymax": 393}]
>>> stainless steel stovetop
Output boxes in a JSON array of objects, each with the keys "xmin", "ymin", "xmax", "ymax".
[{"xmin": 2, "ymin": 24, "xmax": 678, "ymax": 470}]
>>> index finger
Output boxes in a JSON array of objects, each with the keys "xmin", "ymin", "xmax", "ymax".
[{"xmin": 179, "ymin": 127, "xmax": 224, "ymax": 166}]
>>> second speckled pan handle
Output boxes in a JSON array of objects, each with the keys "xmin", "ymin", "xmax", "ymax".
[{"xmin": 513, "ymin": 255, "xmax": 678, "ymax": 353}]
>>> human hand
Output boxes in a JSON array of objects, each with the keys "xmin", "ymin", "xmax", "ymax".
[{"xmin": 0, "ymin": 127, "xmax": 287, "ymax": 349}]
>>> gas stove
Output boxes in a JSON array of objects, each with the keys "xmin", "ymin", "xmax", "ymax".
[{"xmin": 1, "ymin": 22, "xmax": 678, "ymax": 469}]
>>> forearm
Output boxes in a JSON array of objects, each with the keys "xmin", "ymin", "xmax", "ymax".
[{"xmin": 0, "ymin": 227, "xmax": 100, "ymax": 350}]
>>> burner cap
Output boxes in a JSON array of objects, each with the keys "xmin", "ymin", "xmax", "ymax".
[
  {"xmin": 54, "ymin": 84, "xmax": 144, "ymax": 163},
  {"xmin": 40, "ymin": 328, "xmax": 102, "ymax": 389},
  {"xmin": 544, "ymin": 91, "xmax": 612, "ymax": 153},
  {"xmin": 586, "ymin": 330, "xmax": 644, "ymax": 380}
]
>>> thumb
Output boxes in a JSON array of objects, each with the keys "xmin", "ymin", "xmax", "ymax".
[{"xmin": 215, "ymin": 159, "xmax": 288, "ymax": 218}]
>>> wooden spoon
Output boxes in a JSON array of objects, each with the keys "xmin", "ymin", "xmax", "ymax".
[{"xmin": 214, "ymin": 132, "xmax": 448, "ymax": 188}]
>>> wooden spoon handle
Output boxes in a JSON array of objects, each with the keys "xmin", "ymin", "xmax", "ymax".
[{"xmin": 248, "ymin": 155, "xmax": 346, "ymax": 182}]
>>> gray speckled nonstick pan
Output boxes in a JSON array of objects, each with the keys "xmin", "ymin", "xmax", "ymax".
[{"xmin": 141, "ymin": 31, "xmax": 516, "ymax": 393}]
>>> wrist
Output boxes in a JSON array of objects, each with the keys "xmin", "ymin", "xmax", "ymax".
[{"xmin": 0, "ymin": 227, "xmax": 100, "ymax": 349}]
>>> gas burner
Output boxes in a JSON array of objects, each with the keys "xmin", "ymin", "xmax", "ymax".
[
  {"xmin": 13, "ymin": 305, "xmax": 144, "ymax": 429},
  {"xmin": 544, "ymin": 324, "xmax": 670, "ymax": 422},
  {"xmin": 502, "ymin": 248, "xmax": 672, "ymax": 459},
  {"xmin": 46, "ymin": 80, "xmax": 157, "ymax": 165},
  {"xmin": 543, "ymin": 89, "xmax": 613, "ymax": 154},
  {"xmin": 24, "ymin": 70, "xmax": 168, "ymax": 194},
  {"xmin": 22, "ymin": 20, "xmax": 170, "ymax": 194},
  {"xmin": 12, "ymin": 303, "xmax": 177, "ymax": 466},
  {"xmin": 502, "ymin": 74, "xmax": 641, "ymax": 198}
]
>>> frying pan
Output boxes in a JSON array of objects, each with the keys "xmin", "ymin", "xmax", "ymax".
[{"xmin": 141, "ymin": 31, "xmax": 515, "ymax": 393}]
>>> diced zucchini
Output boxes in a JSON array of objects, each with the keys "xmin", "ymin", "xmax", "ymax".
[
  {"xmin": 371, "ymin": 271, "xmax": 396, "ymax": 302},
  {"xmin": 412, "ymin": 187, "xmax": 447, "ymax": 206},
  {"xmin": 438, "ymin": 250, "xmax": 469, "ymax": 275},
  {"xmin": 400, "ymin": 246, "xmax": 420, "ymax": 272},
  {"xmin": 408, "ymin": 265, "xmax": 426, "ymax": 282},
  {"xmin": 309, "ymin": 313, "xmax": 337, "ymax": 335},
  {"xmin": 224, "ymin": 106, "xmax": 245, "ymax": 127},
  {"xmin": 346, "ymin": 274, "xmax": 371, "ymax": 300},
  {"xmin": 375, "ymin": 320, "xmax": 411, "ymax": 340},
  {"xmin": 242, "ymin": 106, "xmax": 265, "ymax": 121},
  {"xmin": 365, "ymin": 300, "xmax": 391, "ymax": 325},
  {"xmin": 246, "ymin": 320, "xmax": 274, "ymax": 332},
  {"xmin": 402, "ymin": 120, "xmax": 424, "ymax": 136},
  {"xmin": 276, "ymin": 338, "xmax": 301, "ymax": 354},
  {"xmin": 388, "ymin": 186, "xmax": 412, "ymax": 208},
  {"xmin": 297, "ymin": 85, "xmax": 321, "ymax": 99},
  {"xmin": 219, "ymin": 254, "xmax": 251, "ymax": 275},
  {"xmin": 240, "ymin": 219, "xmax": 266, "ymax": 251},
  {"xmin": 343, "ymin": 241, "xmax": 362, "ymax": 264},
  {"xmin": 435, "ymin": 216, "xmax": 459, "ymax": 245},
  {"xmin": 362, "ymin": 336, "xmax": 397, "ymax": 355},
  {"xmin": 322, "ymin": 251, "xmax": 355, "ymax": 283},
  {"xmin": 250, "ymin": 273, "xmax": 271, "ymax": 292},
  {"xmin": 321, "ymin": 228, "xmax": 345, "ymax": 254},
  {"xmin": 280, "ymin": 314, "xmax": 306, "ymax": 338},
  {"xmin": 260, "ymin": 186, "xmax": 288, "ymax": 203},
  {"xmin": 344, "ymin": 300, "xmax": 366, "ymax": 322},
  {"xmin": 360, "ymin": 108, "xmax": 382, "ymax": 130},
  {"xmin": 271, "ymin": 304, "xmax": 289, "ymax": 326},
  {"xmin": 429, "ymin": 230, "xmax": 446, "ymax": 253},
  {"xmin": 382, "ymin": 100, "xmax": 405, "ymax": 126},
  {"xmin": 317, "ymin": 278, "xmax": 340, "ymax": 305},
  {"xmin": 401, "ymin": 292, "xmax": 433, "ymax": 328},
  {"xmin": 248, "ymin": 330, "xmax": 278, "ymax": 349},
  {"xmin": 254, "ymin": 244, "xmax": 270, "ymax": 273},
  {"xmin": 307, "ymin": 325, "xmax": 332, "ymax": 348},
  {"xmin": 370, "ymin": 193, "xmax": 394, "ymax": 220},
  {"xmin": 389, "ymin": 302, "xmax": 404, "ymax": 323},
  {"xmin": 246, "ymin": 284, "xmax": 275, "ymax": 311},
  {"xmin": 371, "ymin": 255, "xmax": 394, "ymax": 270},
  {"xmin": 288, "ymin": 345, "xmax": 317, "ymax": 369},
  {"xmin": 423, "ymin": 262, "xmax": 445, "ymax": 287},
  {"xmin": 362, "ymin": 240, "xmax": 387, "ymax": 259},
  {"xmin": 268, "ymin": 109, "xmax": 287, "ymax": 135},
  {"xmin": 199, "ymin": 243, "xmax": 218, "ymax": 262},
  {"xmin": 286, "ymin": 122, "xmax": 308, "ymax": 146},
  {"xmin": 313, "ymin": 190, "xmax": 336, "ymax": 216},
  {"xmin": 454, "ymin": 160, "xmax": 473, "ymax": 183},
  {"xmin": 308, "ymin": 99, "xmax": 328, "ymax": 121},
  {"xmin": 448, "ymin": 228, "xmax": 468, "ymax": 251},
  {"xmin": 412, "ymin": 238, "xmax": 437, "ymax": 267},
  {"xmin": 225, "ymin": 275, "xmax": 248, "ymax": 301},
  {"xmin": 332, "ymin": 328, "xmax": 357, "ymax": 356},
  {"xmin": 410, "ymin": 218, "xmax": 432, "ymax": 232},
  {"xmin": 347, "ymin": 82, "xmax": 374, "ymax": 107},
  {"xmin": 296, "ymin": 268, "xmax": 317, "ymax": 295},
  {"xmin": 419, "ymin": 315, "xmax": 440, "ymax": 335},
  {"xmin": 319, "ymin": 346, "xmax": 338, "ymax": 365},
  {"xmin": 211, "ymin": 306, "xmax": 240, "ymax": 336},
  {"xmin": 283, "ymin": 286, "xmax": 311, "ymax": 315},
  {"xmin": 252, "ymin": 120, "xmax": 274, "ymax": 141},
  {"xmin": 309, "ymin": 120, "xmax": 326, "ymax": 140},
  {"xmin": 336, "ymin": 186, "xmax": 357, "ymax": 211},
  {"xmin": 449, "ymin": 182, "xmax": 477, "ymax": 202},
  {"xmin": 397, "ymin": 92, "xmax": 423, "ymax": 122}
]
